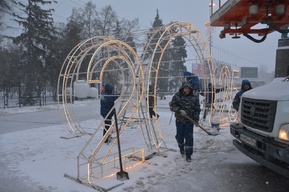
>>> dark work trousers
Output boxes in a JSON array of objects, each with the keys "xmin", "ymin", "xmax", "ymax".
[
  {"xmin": 103, "ymin": 118, "xmax": 112, "ymax": 143},
  {"xmin": 149, "ymin": 107, "xmax": 158, "ymax": 118},
  {"xmin": 175, "ymin": 121, "xmax": 194, "ymax": 156},
  {"xmin": 203, "ymin": 103, "xmax": 215, "ymax": 120}
]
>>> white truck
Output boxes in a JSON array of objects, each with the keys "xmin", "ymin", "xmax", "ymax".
[{"xmin": 230, "ymin": 76, "xmax": 289, "ymax": 177}]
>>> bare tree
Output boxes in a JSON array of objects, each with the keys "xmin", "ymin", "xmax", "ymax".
[
  {"xmin": 95, "ymin": 5, "xmax": 117, "ymax": 36},
  {"xmin": 69, "ymin": 2, "xmax": 139, "ymax": 39},
  {"xmin": 69, "ymin": 1, "xmax": 98, "ymax": 38}
]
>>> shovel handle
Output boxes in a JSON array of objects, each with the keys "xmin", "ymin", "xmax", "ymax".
[
  {"xmin": 113, "ymin": 109, "xmax": 124, "ymax": 171},
  {"xmin": 181, "ymin": 113, "xmax": 219, "ymax": 136},
  {"xmin": 181, "ymin": 113, "xmax": 200, "ymax": 127}
]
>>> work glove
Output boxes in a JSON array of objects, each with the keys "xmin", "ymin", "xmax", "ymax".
[
  {"xmin": 180, "ymin": 110, "xmax": 186, "ymax": 116},
  {"xmin": 193, "ymin": 115, "xmax": 199, "ymax": 126},
  {"xmin": 193, "ymin": 114, "xmax": 199, "ymax": 123}
]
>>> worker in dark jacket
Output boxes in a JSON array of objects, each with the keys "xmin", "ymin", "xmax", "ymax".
[
  {"xmin": 147, "ymin": 85, "xmax": 159, "ymax": 119},
  {"xmin": 100, "ymin": 83, "xmax": 119, "ymax": 143},
  {"xmin": 232, "ymin": 79, "xmax": 252, "ymax": 111},
  {"xmin": 169, "ymin": 81, "xmax": 200, "ymax": 162}
]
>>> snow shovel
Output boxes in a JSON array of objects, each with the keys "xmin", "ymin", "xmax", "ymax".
[
  {"xmin": 113, "ymin": 109, "xmax": 129, "ymax": 181},
  {"xmin": 181, "ymin": 113, "xmax": 220, "ymax": 136}
]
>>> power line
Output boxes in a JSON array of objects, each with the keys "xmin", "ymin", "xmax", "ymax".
[
  {"xmin": 69, "ymin": 0, "xmax": 86, "ymax": 7},
  {"xmin": 211, "ymin": 44, "xmax": 268, "ymax": 70}
]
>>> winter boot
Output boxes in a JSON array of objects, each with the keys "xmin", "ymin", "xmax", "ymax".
[
  {"xmin": 186, "ymin": 154, "xmax": 191, "ymax": 162},
  {"xmin": 180, "ymin": 150, "xmax": 185, "ymax": 157}
]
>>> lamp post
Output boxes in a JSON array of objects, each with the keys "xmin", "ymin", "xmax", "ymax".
[
  {"xmin": 207, "ymin": 2, "xmax": 215, "ymax": 55},
  {"xmin": 210, "ymin": 1, "xmax": 215, "ymax": 17}
]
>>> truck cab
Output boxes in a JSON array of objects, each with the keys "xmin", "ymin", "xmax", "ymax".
[{"xmin": 230, "ymin": 76, "xmax": 289, "ymax": 177}]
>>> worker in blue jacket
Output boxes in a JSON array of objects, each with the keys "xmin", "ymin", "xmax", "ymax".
[
  {"xmin": 100, "ymin": 83, "xmax": 119, "ymax": 143},
  {"xmin": 232, "ymin": 79, "xmax": 252, "ymax": 111}
]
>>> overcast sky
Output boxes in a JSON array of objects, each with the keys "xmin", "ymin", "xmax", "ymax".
[{"xmin": 7, "ymin": 0, "xmax": 282, "ymax": 72}]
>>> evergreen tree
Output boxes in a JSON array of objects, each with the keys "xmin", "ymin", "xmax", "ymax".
[
  {"xmin": 152, "ymin": 9, "xmax": 163, "ymax": 28},
  {"xmin": 45, "ymin": 19, "xmax": 82, "ymax": 101},
  {"xmin": 143, "ymin": 10, "xmax": 171, "ymax": 93},
  {"xmin": 170, "ymin": 35, "xmax": 187, "ymax": 91},
  {"xmin": 12, "ymin": 0, "xmax": 57, "ymax": 105},
  {"xmin": 143, "ymin": 9, "xmax": 163, "ymax": 61},
  {"xmin": 0, "ymin": 44, "xmax": 22, "ymax": 91},
  {"xmin": 0, "ymin": 0, "xmax": 17, "ymax": 33},
  {"xmin": 143, "ymin": 11, "xmax": 188, "ymax": 93},
  {"xmin": 0, "ymin": 0, "xmax": 16, "ymax": 17},
  {"xmin": 60, "ymin": 20, "xmax": 82, "ymax": 57},
  {"xmin": 0, "ymin": 0, "xmax": 11, "ymax": 12}
]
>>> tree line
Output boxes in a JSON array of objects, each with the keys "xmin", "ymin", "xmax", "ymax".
[{"xmin": 0, "ymin": 0, "xmax": 187, "ymax": 104}]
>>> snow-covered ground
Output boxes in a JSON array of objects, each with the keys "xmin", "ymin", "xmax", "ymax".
[{"xmin": 0, "ymin": 97, "xmax": 243, "ymax": 192}]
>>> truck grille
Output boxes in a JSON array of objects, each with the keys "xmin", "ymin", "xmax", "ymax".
[{"xmin": 241, "ymin": 97, "xmax": 277, "ymax": 132}]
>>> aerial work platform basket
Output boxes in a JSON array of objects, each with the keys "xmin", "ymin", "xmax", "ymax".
[{"xmin": 210, "ymin": 0, "xmax": 289, "ymax": 41}]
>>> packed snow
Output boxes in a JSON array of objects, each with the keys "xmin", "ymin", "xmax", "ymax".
[{"xmin": 0, "ymin": 96, "xmax": 239, "ymax": 192}]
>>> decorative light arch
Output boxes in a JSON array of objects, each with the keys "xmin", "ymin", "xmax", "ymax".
[{"xmin": 57, "ymin": 21, "xmax": 234, "ymax": 188}]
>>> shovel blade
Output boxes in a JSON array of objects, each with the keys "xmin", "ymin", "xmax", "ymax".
[
  {"xmin": 207, "ymin": 128, "xmax": 220, "ymax": 136},
  {"xmin": 198, "ymin": 124, "xmax": 220, "ymax": 136},
  {"xmin": 116, "ymin": 171, "xmax": 129, "ymax": 181}
]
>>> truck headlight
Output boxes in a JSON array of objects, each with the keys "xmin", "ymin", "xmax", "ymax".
[{"xmin": 278, "ymin": 124, "xmax": 289, "ymax": 141}]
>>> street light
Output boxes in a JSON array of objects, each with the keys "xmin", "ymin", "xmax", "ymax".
[
  {"xmin": 209, "ymin": 2, "xmax": 216, "ymax": 16},
  {"xmin": 207, "ymin": 2, "xmax": 216, "ymax": 55}
]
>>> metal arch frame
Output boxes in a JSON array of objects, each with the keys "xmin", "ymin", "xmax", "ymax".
[
  {"xmin": 58, "ymin": 21, "xmax": 235, "ymax": 187},
  {"xmin": 67, "ymin": 39, "xmax": 146, "ymax": 182},
  {"xmin": 81, "ymin": 40, "xmax": 144, "ymax": 155},
  {"xmin": 57, "ymin": 36, "xmax": 114, "ymax": 134},
  {"xmin": 214, "ymin": 65, "xmax": 232, "ymax": 124},
  {"xmin": 57, "ymin": 37, "xmax": 148, "ymax": 182},
  {"xmin": 142, "ymin": 21, "xmax": 215, "ymax": 149},
  {"xmin": 85, "ymin": 56, "xmax": 138, "ymax": 182},
  {"xmin": 85, "ymin": 41, "xmax": 146, "ymax": 147}
]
